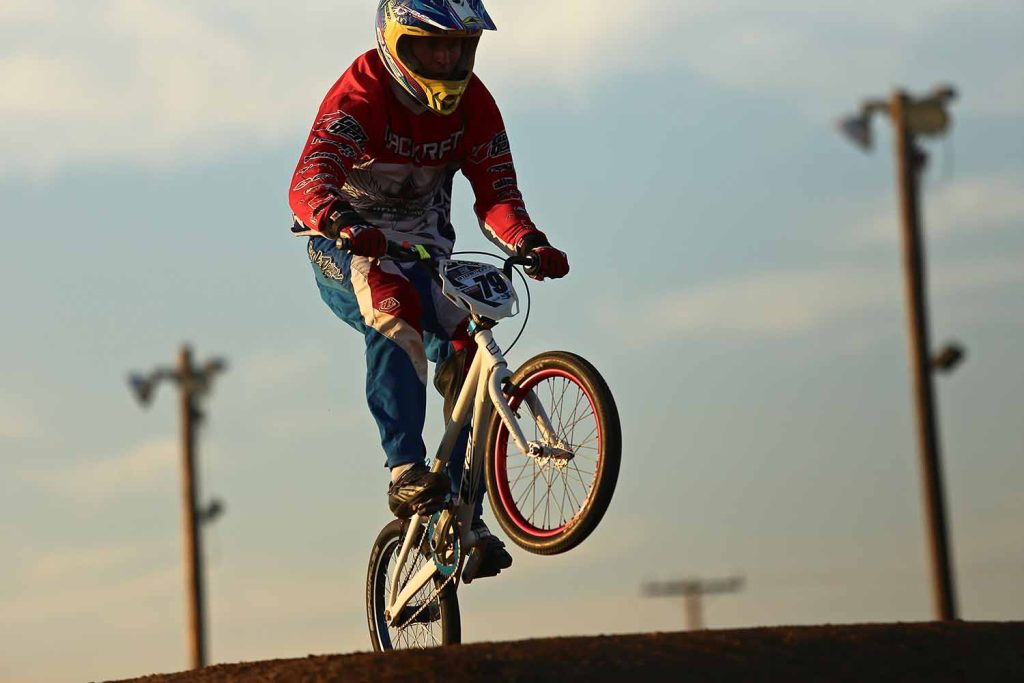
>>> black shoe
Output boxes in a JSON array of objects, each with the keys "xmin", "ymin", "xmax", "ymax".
[
  {"xmin": 462, "ymin": 519, "xmax": 513, "ymax": 584},
  {"xmin": 387, "ymin": 463, "xmax": 450, "ymax": 518}
]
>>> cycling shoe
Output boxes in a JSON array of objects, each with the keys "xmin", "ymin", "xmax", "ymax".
[
  {"xmin": 387, "ymin": 463, "xmax": 450, "ymax": 518},
  {"xmin": 462, "ymin": 519, "xmax": 513, "ymax": 583}
]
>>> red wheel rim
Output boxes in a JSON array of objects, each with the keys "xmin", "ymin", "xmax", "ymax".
[{"xmin": 493, "ymin": 368, "xmax": 602, "ymax": 537}]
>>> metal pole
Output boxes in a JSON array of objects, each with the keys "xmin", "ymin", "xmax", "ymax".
[
  {"xmin": 683, "ymin": 593, "xmax": 703, "ymax": 631},
  {"xmin": 890, "ymin": 91, "xmax": 958, "ymax": 621},
  {"xmin": 642, "ymin": 576, "xmax": 743, "ymax": 631},
  {"xmin": 178, "ymin": 345, "xmax": 207, "ymax": 667}
]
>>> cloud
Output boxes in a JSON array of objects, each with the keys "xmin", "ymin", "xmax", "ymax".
[
  {"xmin": 628, "ymin": 252, "xmax": 1024, "ymax": 340},
  {"xmin": 0, "ymin": 395, "xmax": 40, "ymax": 439},
  {"xmin": 854, "ymin": 171, "xmax": 1024, "ymax": 245},
  {"xmin": 0, "ymin": 0, "xmax": 56, "ymax": 20},
  {"xmin": 18, "ymin": 545, "xmax": 140, "ymax": 584},
  {"xmin": 0, "ymin": 0, "xmax": 369, "ymax": 175},
  {"xmin": 644, "ymin": 266, "xmax": 898, "ymax": 338},
  {"xmin": 236, "ymin": 346, "xmax": 327, "ymax": 395},
  {"xmin": 24, "ymin": 437, "xmax": 177, "ymax": 503},
  {"xmin": 1, "ymin": 1, "xmax": 1020, "ymax": 174},
  {"xmin": 647, "ymin": 0, "xmax": 1022, "ymax": 118},
  {"xmin": 1, "ymin": 564, "xmax": 179, "ymax": 627}
]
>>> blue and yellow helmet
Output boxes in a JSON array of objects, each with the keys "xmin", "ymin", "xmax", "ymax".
[{"xmin": 376, "ymin": 0, "xmax": 497, "ymax": 116}]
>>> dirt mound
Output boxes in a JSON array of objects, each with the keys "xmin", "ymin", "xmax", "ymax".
[{"xmin": 112, "ymin": 621, "xmax": 1022, "ymax": 683}]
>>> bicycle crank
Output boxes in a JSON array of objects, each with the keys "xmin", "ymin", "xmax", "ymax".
[{"xmin": 427, "ymin": 511, "xmax": 460, "ymax": 577}]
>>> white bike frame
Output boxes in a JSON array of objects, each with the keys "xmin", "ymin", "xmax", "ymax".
[{"xmin": 384, "ymin": 325, "xmax": 558, "ymax": 626}]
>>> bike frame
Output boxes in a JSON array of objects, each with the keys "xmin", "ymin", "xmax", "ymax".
[{"xmin": 384, "ymin": 324, "xmax": 558, "ymax": 625}]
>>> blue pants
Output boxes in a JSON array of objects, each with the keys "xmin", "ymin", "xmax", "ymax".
[{"xmin": 307, "ymin": 237, "xmax": 481, "ymax": 514}]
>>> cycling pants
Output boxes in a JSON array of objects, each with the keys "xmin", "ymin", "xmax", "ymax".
[{"xmin": 306, "ymin": 236, "xmax": 481, "ymax": 509}]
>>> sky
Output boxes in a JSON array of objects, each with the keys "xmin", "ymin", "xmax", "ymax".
[{"xmin": 2, "ymin": 1, "xmax": 1023, "ymax": 681}]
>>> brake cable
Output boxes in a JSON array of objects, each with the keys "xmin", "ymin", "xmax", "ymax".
[{"xmin": 450, "ymin": 250, "xmax": 532, "ymax": 354}]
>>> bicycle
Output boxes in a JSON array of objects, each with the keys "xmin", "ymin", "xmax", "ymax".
[{"xmin": 358, "ymin": 239, "xmax": 621, "ymax": 651}]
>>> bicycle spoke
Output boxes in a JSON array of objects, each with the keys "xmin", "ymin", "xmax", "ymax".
[
  {"xmin": 570, "ymin": 460, "xmax": 592, "ymax": 494},
  {"xmin": 544, "ymin": 468, "xmax": 552, "ymax": 529},
  {"xmin": 528, "ymin": 465, "xmax": 549, "ymax": 521},
  {"xmin": 558, "ymin": 470, "xmax": 570, "ymax": 525},
  {"xmin": 564, "ymin": 470, "xmax": 584, "ymax": 511},
  {"xmin": 546, "ymin": 464, "xmax": 558, "ymax": 527},
  {"xmin": 551, "ymin": 379, "xmax": 567, "ymax": 431},
  {"xmin": 532, "ymin": 463, "xmax": 559, "ymax": 528},
  {"xmin": 558, "ymin": 409, "xmax": 595, "ymax": 445},
  {"xmin": 565, "ymin": 388, "xmax": 585, "ymax": 447},
  {"xmin": 515, "ymin": 459, "xmax": 538, "ymax": 512}
]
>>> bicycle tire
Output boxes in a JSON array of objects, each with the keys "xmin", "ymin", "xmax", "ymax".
[
  {"xmin": 366, "ymin": 519, "xmax": 460, "ymax": 651},
  {"xmin": 484, "ymin": 351, "xmax": 621, "ymax": 555}
]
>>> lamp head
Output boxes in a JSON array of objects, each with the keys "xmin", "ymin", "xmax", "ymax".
[
  {"xmin": 203, "ymin": 357, "xmax": 228, "ymax": 376},
  {"xmin": 932, "ymin": 342, "xmax": 966, "ymax": 373},
  {"xmin": 128, "ymin": 373, "xmax": 156, "ymax": 407},
  {"xmin": 837, "ymin": 112, "xmax": 874, "ymax": 151}
]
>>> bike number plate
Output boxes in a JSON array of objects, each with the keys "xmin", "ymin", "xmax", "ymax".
[{"xmin": 439, "ymin": 260, "xmax": 518, "ymax": 319}]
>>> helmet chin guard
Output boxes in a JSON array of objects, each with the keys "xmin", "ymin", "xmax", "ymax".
[{"xmin": 376, "ymin": 0, "xmax": 496, "ymax": 115}]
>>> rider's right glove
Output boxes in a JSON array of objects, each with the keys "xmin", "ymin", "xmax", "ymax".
[
  {"xmin": 319, "ymin": 203, "xmax": 388, "ymax": 258},
  {"xmin": 337, "ymin": 225, "xmax": 387, "ymax": 258},
  {"xmin": 517, "ymin": 233, "xmax": 569, "ymax": 281}
]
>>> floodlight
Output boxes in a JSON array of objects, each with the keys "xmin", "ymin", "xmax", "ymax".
[
  {"xmin": 932, "ymin": 342, "xmax": 966, "ymax": 373},
  {"xmin": 128, "ymin": 372, "xmax": 156, "ymax": 407},
  {"xmin": 200, "ymin": 498, "xmax": 225, "ymax": 523},
  {"xmin": 837, "ymin": 112, "xmax": 873, "ymax": 151},
  {"xmin": 203, "ymin": 358, "xmax": 228, "ymax": 376}
]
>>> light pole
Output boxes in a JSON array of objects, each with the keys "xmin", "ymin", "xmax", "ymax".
[
  {"xmin": 642, "ymin": 576, "xmax": 744, "ymax": 631},
  {"xmin": 837, "ymin": 85, "xmax": 961, "ymax": 620},
  {"xmin": 129, "ymin": 344, "xmax": 227, "ymax": 668}
]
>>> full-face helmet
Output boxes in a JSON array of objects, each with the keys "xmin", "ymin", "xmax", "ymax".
[{"xmin": 376, "ymin": 0, "xmax": 497, "ymax": 115}]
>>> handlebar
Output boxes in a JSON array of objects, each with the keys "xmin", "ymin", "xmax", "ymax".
[{"xmin": 336, "ymin": 236, "xmax": 541, "ymax": 277}]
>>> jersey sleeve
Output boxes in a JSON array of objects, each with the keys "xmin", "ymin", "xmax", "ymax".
[
  {"xmin": 461, "ymin": 82, "xmax": 546, "ymax": 254},
  {"xmin": 288, "ymin": 82, "xmax": 375, "ymax": 234}
]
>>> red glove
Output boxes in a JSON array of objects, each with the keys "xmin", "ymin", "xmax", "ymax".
[
  {"xmin": 338, "ymin": 225, "xmax": 387, "ymax": 258},
  {"xmin": 529, "ymin": 246, "xmax": 569, "ymax": 280}
]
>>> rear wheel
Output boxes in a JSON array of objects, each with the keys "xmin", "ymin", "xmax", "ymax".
[
  {"xmin": 366, "ymin": 519, "xmax": 460, "ymax": 651},
  {"xmin": 485, "ymin": 351, "xmax": 621, "ymax": 555}
]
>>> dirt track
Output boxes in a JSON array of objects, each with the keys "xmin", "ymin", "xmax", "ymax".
[{"xmin": 112, "ymin": 621, "xmax": 1022, "ymax": 683}]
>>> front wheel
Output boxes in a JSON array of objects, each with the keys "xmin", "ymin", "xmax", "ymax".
[
  {"xmin": 366, "ymin": 519, "xmax": 460, "ymax": 651},
  {"xmin": 485, "ymin": 351, "xmax": 621, "ymax": 555}
]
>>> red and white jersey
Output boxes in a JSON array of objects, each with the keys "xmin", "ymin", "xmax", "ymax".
[{"xmin": 289, "ymin": 50, "xmax": 541, "ymax": 255}]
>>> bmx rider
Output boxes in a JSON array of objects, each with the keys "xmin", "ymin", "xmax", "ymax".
[{"xmin": 287, "ymin": 0, "xmax": 569, "ymax": 579}]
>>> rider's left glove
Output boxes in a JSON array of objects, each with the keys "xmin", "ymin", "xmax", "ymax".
[
  {"xmin": 517, "ymin": 233, "xmax": 569, "ymax": 280},
  {"xmin": 529, "ymin": 246, "xmax": 569, "ymax": 280}
]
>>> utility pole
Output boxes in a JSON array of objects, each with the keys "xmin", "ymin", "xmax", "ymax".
[
  {"xmin": 643, "ymin": 576, "xmax": 744, "ymax": 631},
  {"xmin": 837, "ymin": 85, "xmax": 962, "ymax": 620},
  {"xmin": 129, "ymin": 345, "xmax": 226, "ymax": 668}
]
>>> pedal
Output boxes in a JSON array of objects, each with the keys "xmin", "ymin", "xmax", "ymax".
[
  {"xmin": 461, "ymin": 547, "xmax": 486, "ymax": 584},
  {"xmin": 461, "ymin": 544, "xmax": 512, "ymax": 584}
]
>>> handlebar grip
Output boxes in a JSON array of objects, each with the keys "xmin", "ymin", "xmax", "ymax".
[
  {"xmin": 522, "ymin": 253, "xmax": 541, "ymax": 277},
  {"xmin": 335, "ymin": 236, "xmax": 428, "ymax": 263},
  {"xmin": 387, "ymin": 242, "xmax": 431, "ymax": 262},
  {"xmin": 502, "ymin": 253, "xmax": 541, "ymax": 278}
]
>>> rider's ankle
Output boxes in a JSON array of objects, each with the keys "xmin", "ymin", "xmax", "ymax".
[{"xmin": 390, "ymin": 462, "xmax": 414, "ymax": 483}]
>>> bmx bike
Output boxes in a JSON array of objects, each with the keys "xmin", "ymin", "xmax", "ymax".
[{"xmin": 358, "ymin": 240, "xmax": 621, "ymax": 651}]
